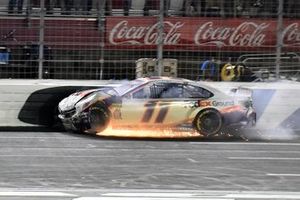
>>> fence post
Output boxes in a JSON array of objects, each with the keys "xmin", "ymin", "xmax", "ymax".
[
  {"xmin": 157, "ymin": 0, "xmax": 164, "ymax": 76},
  {"xmin": 275, "ymin": 0, "xmax": 284, "ymax": 80},
  {"xmin": 38, "ymin": 0, "xmax": 45, "ymax": 79},
  {"xmin": 98, "ymin": 0, "xmax": 106, "ymax": 80}
]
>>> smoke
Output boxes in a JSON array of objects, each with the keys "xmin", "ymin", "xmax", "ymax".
[{"xmin": 243, "ymin": 126, "xmax": 299, "ymax": 141}]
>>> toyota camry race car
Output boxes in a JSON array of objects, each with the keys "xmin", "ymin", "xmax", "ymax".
[{"xmin": 58, "ymin": 77, "xmax": 256, "ymax": 137}]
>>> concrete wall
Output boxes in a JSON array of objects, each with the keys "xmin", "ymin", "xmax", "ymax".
[
  {"xmin": 0, "ymin": 79, "xmax": 118, "ymax": 127},
  {"xmin": 205, "ymin": 81, "xmax": 300, "ymax": 130},
  {"xmin": 0, "ymin": 79, "xmax": 299, "ymax": 130}
]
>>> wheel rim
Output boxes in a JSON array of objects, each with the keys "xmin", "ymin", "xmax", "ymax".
[
  {"xmin": 89, "ymin": 107, "xmax": 109, "ymax": 132},
  {"xmin": 197, "ymin": 110, "xmax": 222, "ymax": 136}
]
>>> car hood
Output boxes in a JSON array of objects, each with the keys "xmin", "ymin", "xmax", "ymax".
[{"xmin": 59, "ymin": 89, "xmax": 100, "ymax": 112}]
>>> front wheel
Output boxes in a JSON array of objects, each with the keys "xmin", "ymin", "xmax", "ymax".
[
  {"xmin": 194, "ymin": 109, "xmax": 223, "ymax": 137},
  {"xmin": 88, "ymin": 104, "xmax": 110, "ymax": 134}
]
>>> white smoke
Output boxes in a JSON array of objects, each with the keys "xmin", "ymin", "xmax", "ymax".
[{"xmin": 244, "ymin": 126, "xmax": 299, "ymax": 141}]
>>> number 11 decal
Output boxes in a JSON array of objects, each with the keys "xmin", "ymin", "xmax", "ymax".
[
  {"xmin": 141, "ymin": 101, "xmax": 156, "ymax": 123},
  {"xmin": 141, "ymin": 101, "xmax": 170, "ymax": 123}
]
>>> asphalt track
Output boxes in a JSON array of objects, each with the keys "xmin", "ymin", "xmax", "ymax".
[{"xmin": 0, "ymin": 130, "xmax": 300, "ymax": 200}]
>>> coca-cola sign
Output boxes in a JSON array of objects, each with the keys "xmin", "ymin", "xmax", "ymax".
[
  {"xmin": 194, "ymin": 21, "xmax": 269, "ymax": 47},
  {"xmin": 109, "ymin": 20, "xmax": 184, "ymax": 45},
  {"xmin": 282, "ymin": 23, "xmax": 300, "ymax": 46},
  {"xmin": 106, "ymin": 17, "xmax": 300, "ymax": 51}
]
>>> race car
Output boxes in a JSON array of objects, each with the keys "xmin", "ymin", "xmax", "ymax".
[{"xmin": 58, "ymin": 77, "xmax": 256, "ymax": 137}]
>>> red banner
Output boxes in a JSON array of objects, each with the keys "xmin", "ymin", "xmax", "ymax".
[
  {"xmin": 0, "ymin": 18, "xmax": 101, "ymax": 49},
  {"xmin": 1, "ymin": 17, "xmax": 300, "ymax": 52},
  {"xmin": 106, "ymin": 17, "xmax": 300, "ymax": 52}
]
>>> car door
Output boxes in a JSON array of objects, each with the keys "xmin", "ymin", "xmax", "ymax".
[
  {"xmin": 153, "ymin": 83, "xmax": 215, "ymax": 125},
  {"xmin": 120, "ymin": 81, "xmax": 194, "ymax": 126},
  {"xmin": 117, "ymin": 81, "xmax": 209, "ymax": 127},
  {"xmin": 153, "ymin": 82, "xmax": 197, "ymax": 125},
  {"xmin": 116, "ymin": 82, "xmax": 154, "ymax": 127}
]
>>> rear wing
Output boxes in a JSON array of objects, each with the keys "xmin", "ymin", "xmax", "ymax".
[
  {"xmin": 229, "ymin": 87, "xmax": 253, "ymax": 107},
  {"xmin": 230, "ymin": 87, "xmax": 252, "ymax": 97}
]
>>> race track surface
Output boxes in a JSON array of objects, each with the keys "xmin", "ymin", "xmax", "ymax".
[{"xmin": 0, "ymin": 131, "xmax": 300, "ymax": 199}]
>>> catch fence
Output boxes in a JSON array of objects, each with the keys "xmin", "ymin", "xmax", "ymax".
[{"xmin": 0, "ymin": 0, "xmax": 299, "ymax": 81}]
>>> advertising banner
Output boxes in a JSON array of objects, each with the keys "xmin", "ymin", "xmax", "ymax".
[
  {"xmin": 1, "ymin": 17, "xmax": 299, "ymax": 52},
  {"xmin": 106, "ymin": 17, "xmax": 300, "ymax": 52}
]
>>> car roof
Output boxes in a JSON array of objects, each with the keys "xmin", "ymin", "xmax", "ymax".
[
  {"xmin": 134, "ymin": 77, "xmax": 227, "ymax": 97},
  {"xmin": 136, "ymin": 76, "xmax": 192, "ymax": 84}
]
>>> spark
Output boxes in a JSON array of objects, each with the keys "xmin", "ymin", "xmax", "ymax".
[{"xmin": 96, "ymin": 126, "xmax": 201, "ymax": 138}]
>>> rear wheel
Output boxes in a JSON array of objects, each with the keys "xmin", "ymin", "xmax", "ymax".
[
  {"xmin": 88, "ymin": 104, "xmax": 110, "ymax": 134},
  {"xmin": 194, "ymin": 109, "xmax": 223, "ymax": 137}
]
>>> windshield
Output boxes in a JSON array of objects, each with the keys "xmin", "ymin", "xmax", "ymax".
[
  {"xmin": 114, "ymin": 79, "xmax": 145, "ymax": 96},
  {"xmin": 101, "ymin": 87, "xmax": 119, "ymax": 96}
]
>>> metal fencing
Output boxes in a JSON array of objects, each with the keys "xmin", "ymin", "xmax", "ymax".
[{"xmin": 0, "ymin": 0, "xmax": 299, "ymax": 81}]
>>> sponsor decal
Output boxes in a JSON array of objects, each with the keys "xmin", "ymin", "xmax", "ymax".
[
  {"xmin": 2, "ymin": 17, "xmax": 300, "ymax": 51},
  {"xmin": 212, "ymin": 100, "xmax": 234, "ymax": 107},
  {"xmin": 109, "ymin": 20, "xmax": 184, "ymax": 45},
  {"xmin": 194, "ymin": 21, "xmax": 268, "ymax": 47},
  {"xmin": 282, "ymin": 23, "xmax": 300, "ymax": 47},
  {"xmin": 199, "ymin": 100, "xmax": 212, "ymax": 107},
  {"xmin": 199, "ymin": 100, "xmax": 234, "ymax": 107}
]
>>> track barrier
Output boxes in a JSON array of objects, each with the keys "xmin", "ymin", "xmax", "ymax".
[{"xmin": 0, "ymin": 79, "xmax": 299, "ymax": 131}]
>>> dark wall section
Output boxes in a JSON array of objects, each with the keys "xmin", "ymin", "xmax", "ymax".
[{"xmin": 18, "ymin": 86, "xmax": 99, "ymax": 128}]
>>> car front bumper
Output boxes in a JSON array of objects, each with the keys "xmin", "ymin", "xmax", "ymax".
[{"xmin": 59, "ymin": 110, "xmax": 90, "ymax": 132}]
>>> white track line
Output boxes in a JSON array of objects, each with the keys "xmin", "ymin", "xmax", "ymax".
[
  {"xmin": 267, "ymin": 173, "xmax": 300, "ymax": 177},
  {"xmin": 75, "ymin": 192, "xmax": 231, "ymax": 200},
  {"xmin": 0, "ymin": 155, "xmax": 115, "ymax": 158},
  {"xmin": 74, "ymin": 198, "xmax": 233, "ymax": 200},
  {"xmin": 0, "ymin": 192, "xmax": 76, "ymax": 197},
  {"xmin": 189, "ymin": 142, "xmax": 300, "ymax": 146},
  {"xmin": 102, "ymin": 193, "xmax": 195, "ymax": 197},
  {"xmin": 73, "ymin": 192, "xmax": 300, "ymax": 200},
  {"xmin": 228, "ymin": 157, "xmax": 300, "ymax": 160},
  {"xmin": 226, "ymin": 193, "xmax": 300, "ymax": 199}
]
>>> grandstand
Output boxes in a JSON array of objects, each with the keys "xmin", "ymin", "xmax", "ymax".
[{"xmin": 0, "ymin": 0, "xmax": 299, "ymax": 80}]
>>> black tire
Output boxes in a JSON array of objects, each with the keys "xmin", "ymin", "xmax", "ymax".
[
  {"xmin": 194, "ymin": 109, "xmax": 223, "ymax": 137},
  {"xmin": 88, "ymin": 103, "xmax": 110, "ymax": 134}
]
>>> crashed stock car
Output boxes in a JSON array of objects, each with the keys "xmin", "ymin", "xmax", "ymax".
[{"xmin": 58, "ymin": 77, "xmax": 256, "ymax": 137}]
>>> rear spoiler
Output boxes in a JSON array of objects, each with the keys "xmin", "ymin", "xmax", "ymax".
[
  {"xmin": 229, "ymin": 87, "xmax": 253, "ymax": 106},
  {"xmin": 230, "ymin": 87, "xmax": 253, "ymax": 97}
]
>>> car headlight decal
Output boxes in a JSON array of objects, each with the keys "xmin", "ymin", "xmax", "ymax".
[{"xmin": 75, "ymin": 93, "xmax": 97, "ymax": 112}]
